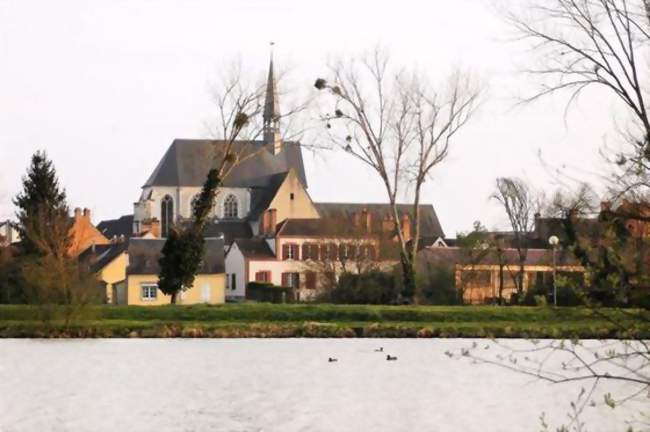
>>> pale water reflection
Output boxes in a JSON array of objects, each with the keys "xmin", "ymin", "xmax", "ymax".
[{"xmin": 0, "ymin": 339, "xmax": 643, "ymax": 432}]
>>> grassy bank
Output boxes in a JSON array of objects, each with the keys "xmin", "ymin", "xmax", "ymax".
[{"xmin": 0, "ymin": 304, "xmax": 648, "ymax": 339}]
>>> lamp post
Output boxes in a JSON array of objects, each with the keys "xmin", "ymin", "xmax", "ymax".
[{"xmin": 548, "ymin": 235, "xmax": 560, "ymax": 306}]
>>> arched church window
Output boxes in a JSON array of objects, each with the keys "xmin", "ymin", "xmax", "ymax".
[
  {"xmin": 223, "ymin": 194, "xmax": 238, "ymax": 219},
  {"xmin": 161, "ymin": 195, "xmax": 174, "ymax": 237}
]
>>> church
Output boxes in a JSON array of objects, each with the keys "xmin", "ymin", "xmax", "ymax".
[{"xmin": 93, "ymin": 58, "xmax": 444, "ymax": 304}]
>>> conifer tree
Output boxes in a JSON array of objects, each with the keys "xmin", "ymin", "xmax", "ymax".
[{"xmin": 13, "ymin": 151, "xmax": 71, "ymax": 256}]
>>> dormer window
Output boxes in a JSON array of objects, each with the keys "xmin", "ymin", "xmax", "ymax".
[{"xmin": 223, "ymin": 194, "xmax": 238, "ymax": 219}]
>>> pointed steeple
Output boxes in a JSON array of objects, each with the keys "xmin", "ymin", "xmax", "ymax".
[{"xmin": 263, "ymin": 42, "xmax": 282, "ymax": 154}]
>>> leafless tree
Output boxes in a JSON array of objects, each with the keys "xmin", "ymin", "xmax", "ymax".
[
  {"xmin": 503, "ymin": 0, "xmax": 649, "ymax": 195},
  {"xmin": 491, "ymin": 177, "xmax": 543, "ymax": 296},
  {"xmin": 314, "ymin": 48, "xmax": 481, "ymax": 301},
  {"xmin": 450, "ymin": 335, "xmax": 649, "ymax": 431}
]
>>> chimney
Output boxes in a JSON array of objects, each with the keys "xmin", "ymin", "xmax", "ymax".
[
  {"xmin": 261, "ymin": 209, "xmax": 278, "ymax": 236},
  {"xmin": 401, "ymin": 213, "xmax": 411, "ymax": 241},
  {"xmin": 382, "ymin": 214, "xmax": 393, "ymax": 233},
  {"xmin": 366, "ymin": 210, "xmax": 372, "ymax": 234},
  {"xmin": 83, "ymin": 208, "xmax": 91, "ymax": 220},
  {"xmin": 74, "ymin": 207, "xmax": 82, "ymax": 220},
  {"xmin": 353, "ymin": 211, "xmax": 361, "ymax": 228}
]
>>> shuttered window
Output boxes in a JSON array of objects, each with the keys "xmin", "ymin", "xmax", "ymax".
[
  {"xmin": 302, "ymin": 243, "xmax": 318, "ymax": 260},
  {"xmin": 255, "ymin": 271, "xmax": 271, "ymax": 282},
  {"xmin": 305, "ymin": 271, "xmax": 317, "ymax": 290},
  {"xmin": 281, "ymin": 272, "xmax": 300, "ymax": 288},
  {"xmin": 282, "ymin": 243, "xmax": 299, "ymax": 260}
]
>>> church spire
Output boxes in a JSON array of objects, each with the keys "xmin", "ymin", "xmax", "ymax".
[{"xmin": 263, "ymin": 42, "xmax": 282, "ymax": 154}]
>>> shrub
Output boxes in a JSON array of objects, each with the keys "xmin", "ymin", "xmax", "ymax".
[
  {"xmin": 416, "ymin": 263, "xmax": 461, "ymax": 305},
  {"xmin": 246, "ymin": 282, "xmax": 294, "ymax": 303},
  {"xmin": 323, "ymin": 270, "xmax": 400, "ymax": 304}
]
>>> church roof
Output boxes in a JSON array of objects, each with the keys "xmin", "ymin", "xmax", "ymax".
[
  {"xmin": 263, "ymin": 58, "xmax": 280, "ymax": 124},
  {"xmin": 314, "ymin": 202, "xmax": 444, "ymax": 238},
  {"xmin": 248, "ymin": 171, "xmax": 291, "ymax": 220},
  {"xmin": 143, "ymin": 139, "xmax": 307, "ymax": 189},
  {"xmin": 127, "ymin": 237, "xmax": 225, "ymax": 275}
]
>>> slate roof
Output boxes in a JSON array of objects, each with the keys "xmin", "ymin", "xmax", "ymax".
[
  {"xmin": 127, "ymin": 237, "xmax": 225, "ymax": 275},
  {"xmin": 143, "ymin": 139, "xmax": 307, "ymax": 189},
  {"xmin": 79, "ymin": 242, "xmax": 129, "ymax": 273},
  {"xmin": 314, "ymin": 202, "xmax": 444, "ymax": 238},
  {"xmin": 233, "ymin": 238, "xmax": 275, "ymax": 259},
  {"xmin": 97, "ymin": 215, "xmax": 134, "ymax": 240},
  {"xmin": 197, "ymin": 220, "xmax": 253, "ymax": 246},
  {"xmin": 247, "ymin": 171, "xmax": 290, "ymax": 220},
  {"xmin": 275, "ymin": 218, "xmax": 354, "ymax": 237},
  {"xmin": 417, "ymin": 247, "xmax": 581, "ymax": 268}
]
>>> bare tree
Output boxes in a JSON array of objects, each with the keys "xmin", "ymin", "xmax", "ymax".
[
  {"xmin": 491, "ymin": 177, "xmax": 541, "ymax": 297},
  {"xmin": 314, "ymin": 48, "xmax": 481, "ymax": 302},
  {"xmin": 504, "ymin": 0, "xmax": 649, "ymax": 194}
]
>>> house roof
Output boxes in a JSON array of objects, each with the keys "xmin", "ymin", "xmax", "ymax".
[
  {"xmin": 186, "ymin": 220, "xmax": 253, "ymax": 246},
  {"xmin": 314, "ymin": 202, "xmax": 444, "ymax": 238},
  {"xmin": 97, "ymin": 215, "xmax": 134, "ymax": 240},
  {"xmin": 417, "ymin": 246, "xmax": 581, "ymax": 268},
  {"xmin": 79, "ymin": 242, "xmax": 129, "ymax": 273},
  {"xmin": 233, "ymin": 238, "xmax": 275, "ymax": 259},
  {"xmin": 143, "ymin": 139, "xmax": 307, "ymax": 189},
  {"xmin": 127, "ymin": 237, "xmax": 225, "ymax": 275},
  {"xmin": 275, "ymin": 218, "xmax": 359, "ymax": 237}
]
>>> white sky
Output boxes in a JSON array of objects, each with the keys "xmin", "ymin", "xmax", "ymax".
[{"xmin": 0, "ymin": 0, "xmax": 623, "ymax": 235}]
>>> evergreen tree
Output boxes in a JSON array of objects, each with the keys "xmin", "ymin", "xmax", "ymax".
[{"xmin": 13, "ymin": 151, "xmax": 71, "ymax": 256}]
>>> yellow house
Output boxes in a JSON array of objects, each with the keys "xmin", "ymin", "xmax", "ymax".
[
  {"xmin": 113, "ymin": 237, "xmax": 226, "ymax": 305},
  {"xmin": 80, "ymin": 241, "xmax": 129, "ymax": 303}
]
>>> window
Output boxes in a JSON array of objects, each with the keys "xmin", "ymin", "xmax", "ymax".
[
  {"xmin": 302, "ymin": 243, "xmax": 318, "ymax": 261},
  {"xmin": 231, "ymin": 274, "xmax": 237, "ymax": 291},
  {"xmin": 305, "ymin": 271, "xmax": 317, "ymax": 290},
  {"xmin": 160, "ymin": 195, "xmax": 174, "ymax": 237},
  {"xmin": 255, "ymin": 271, "xmax": 271, "ymax": 282},
  {"xmin": 141, "ymin": 283, "xmax": 158, "ymax": 301},
  {"xmin": 282, "ymin": 243, "xmax": 299, "ymax": 260},
  {"xmin": 282, "ymin": 272, "xmax": 300, "ymax": 289},
  {"xmin": 290, "ymin": 192, "xmax": 295, "ymax": 200},
  {"xmin": 320, "ymin": 243, "xmax": 338, "ymax": 261},
  {"xmin": 223, "ymin": 194, "xmax": 238, "ymax": 219}
]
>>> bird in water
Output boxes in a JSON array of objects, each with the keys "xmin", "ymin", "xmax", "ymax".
[
  {"xmin": 375, "ymin": 347, "xmax": 384, "ymax": 352},
  {"xmin": 386, "ymin": 355, "xmax": 397, "ymax": 361},
  {"xmin": 328, "ymin": 357, "xmax": 338, "ymax": 363}
]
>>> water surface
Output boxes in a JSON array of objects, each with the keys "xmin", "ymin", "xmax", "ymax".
[{"xmin": 0, "ymin": 339, "xmax": 641, "ymax": 432}]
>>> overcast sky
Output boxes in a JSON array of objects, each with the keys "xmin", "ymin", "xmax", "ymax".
[{"xmin": 0, "ymin": 0, "xmax": 622, "ymax": 235}]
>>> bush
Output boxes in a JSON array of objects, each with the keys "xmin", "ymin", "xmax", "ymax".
[
  {"xmin": 322, "ymin": 270, "xmax": 400, "ymax": 304},
  {"xmin": 416, "ymin": 263, "xmax": 461, "ymax": 305},
  {"xmin": 246, "ymin": 282, "xmax": 294, "ymax": 303}
]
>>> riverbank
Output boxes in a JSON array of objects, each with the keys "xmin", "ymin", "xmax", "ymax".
[{"xmin": 0, "ymin": 304, "xmax": 648, "ymax": 338}]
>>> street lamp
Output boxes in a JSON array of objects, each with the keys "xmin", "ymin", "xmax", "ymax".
[{"xmin": 548, "ymin": 235, "xmax": 560, "ymax": 306}]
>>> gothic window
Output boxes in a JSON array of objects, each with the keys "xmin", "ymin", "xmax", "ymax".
[
  {"xmin": 161, "ymin": 195, "xmax": 174, "ymax": 237},
  {"xmin": 223, "ymin": 194, "xmax": 238, "ymax": 219}
]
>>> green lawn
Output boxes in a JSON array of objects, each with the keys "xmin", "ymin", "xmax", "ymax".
[{"xmin": 0, "ymin": 304, "xmax": 648, "ymax": 338}]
